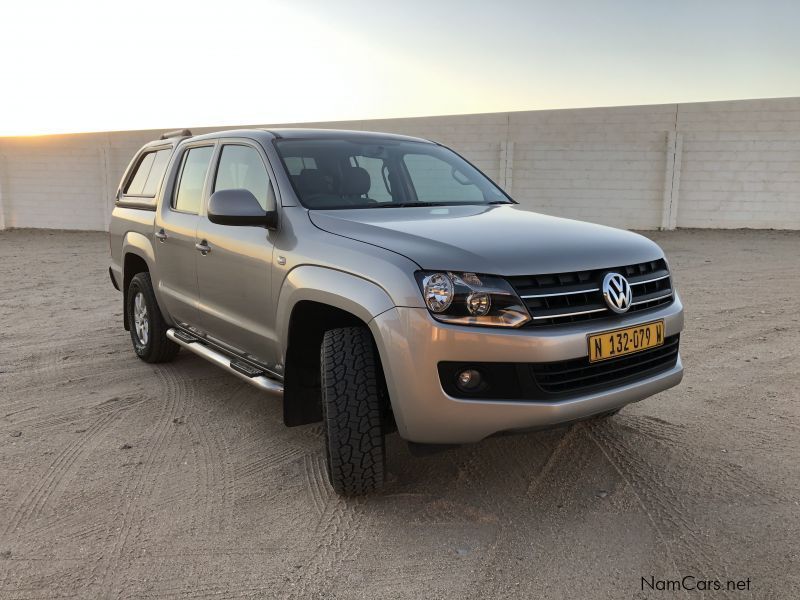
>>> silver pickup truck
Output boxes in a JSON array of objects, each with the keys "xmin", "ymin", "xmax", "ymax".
[{"xmin": 109, "ymin": 128, "xmax": 684, "ymax": 495}]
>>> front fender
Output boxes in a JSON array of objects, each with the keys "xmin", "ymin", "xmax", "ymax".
[{"xmin": 276, "ymin": 265, "xmax": 395, "ymax": 358}]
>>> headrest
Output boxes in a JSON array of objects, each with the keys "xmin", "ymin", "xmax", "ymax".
[
  {"xmin": 339, "ymin": 166, "xmax": 370, "ymax": 196},
  {"xmin": 295, "ymin": 169, "xmax": 331, "ymax": 195}
]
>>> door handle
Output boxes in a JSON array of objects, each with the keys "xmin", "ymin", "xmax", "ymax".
[
  {"xmin": 155, "ymin": 229, "xmax": 167, "ymax": 242},
  {"xmin": 195, "ymin": 240, "xmax": 212, "ymax": 255}
]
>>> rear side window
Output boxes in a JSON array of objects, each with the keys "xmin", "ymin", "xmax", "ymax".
[
  {"xmin": 213, "ymin": 145, "xmax": 270, "ymax": 210},
  {"xmin": 173, "ymin": 146, "xmax": 214, "ymax": 213},
  {"xmin": 124, "ymin": 149, "xmax": 172, "ymax": 196}
]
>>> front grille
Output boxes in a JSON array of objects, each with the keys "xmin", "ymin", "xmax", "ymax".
[
  {"xmin": 530, "ymin": 334, "xmax": 680, "ymax": 395},
  {"xmin": 508, "ymin": 259, "xmax": 674, "ymax": 327}
]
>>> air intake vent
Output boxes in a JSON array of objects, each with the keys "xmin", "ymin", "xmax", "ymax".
[{"xmin": 530, "ymin": 334, "xmax": 680, "ymax": 395}]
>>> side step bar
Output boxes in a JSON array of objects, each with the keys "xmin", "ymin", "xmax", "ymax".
[{"xmin": 166, "ymin": 329, "xmax": 283, "ymax": 396}]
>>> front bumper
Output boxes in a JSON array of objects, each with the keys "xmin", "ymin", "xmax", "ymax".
[{"xmin": 370, "ymin": 294, "xmax": 684, "ymax": 444}]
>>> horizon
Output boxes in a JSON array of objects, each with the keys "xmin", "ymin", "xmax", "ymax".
[{"xmin": 2, "ymin": 94, "xmax": 799, "ymax": 138}]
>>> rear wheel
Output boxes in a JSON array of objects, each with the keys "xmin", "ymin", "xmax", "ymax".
[
  {"xmin": 320, "ymin": 327, "xmax": 386, "ymax": 496},
  {"xmin": 126, "ymin": 272, "xmax": 179, "ymax": 363}
]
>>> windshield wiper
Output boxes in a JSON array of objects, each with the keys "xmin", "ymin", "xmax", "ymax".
[
  {"xmin": 368, "ymin": 201, "xmax": 492, "ymax": 209},
  {"xmin": 370, "ymin": 202, "xmax": 445, "ymax": 208}
]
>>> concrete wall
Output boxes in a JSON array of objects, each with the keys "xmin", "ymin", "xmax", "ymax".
[
  {"xmin": 676, "ymin": 99, "xmax": 800, "ymax": 228},
  {"xmin": 1, "ymin": 97, "xmax": 799, "ymax": 231}
]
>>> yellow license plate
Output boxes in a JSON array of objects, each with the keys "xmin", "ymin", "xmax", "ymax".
[{"xmin": 588, "ymin": 320, "xmax": 665, "ymax": 363}]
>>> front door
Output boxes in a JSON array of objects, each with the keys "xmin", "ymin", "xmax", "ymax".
[
  {"xmin": 195, "ymin": 142, "xmax": 278, "ymax": 365},
  {"xmin": 154, "ymin": 144, "xmax": 215, "ymax": 327}
]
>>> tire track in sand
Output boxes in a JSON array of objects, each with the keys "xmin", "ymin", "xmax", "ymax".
[
  {"xmin": 2, "ymin": 410, "xmax": 123, "ymax": 539},
  {"xmin": 90, "ymin": 364, "xmax": 190, "ymax": 599},
  {"xmin": 279, "ymin": 456, "xmax": 365, "ymax": 599},
  {"xmin": 587, "ymin": 420, "xmax": 729, "ymax": 586},
  {"xmin": 303, "ymin": 453, "xmax": 332, "ymax": 516},
  {"xmin": 466, "ymin": 425, "xmax": 583, "ymax": 599},
  {"xmin": 186, "ymin": 380, "xmax": 247, "ymax": 536},
  {"xmin": 622, "ymin": 413, "xmax": 791, "ymax": 503}
]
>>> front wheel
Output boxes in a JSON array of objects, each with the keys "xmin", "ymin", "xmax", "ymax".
[
  {"xmin": 126, "ymin": 272, "xmax": 179, "ymax": 363},
  {"xmin": 320, "ymin": 327, "xmax": 386, "ymax": 496}
]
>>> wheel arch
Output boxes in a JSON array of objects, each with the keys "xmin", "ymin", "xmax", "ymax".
[
  {"xmin": 278, "ymin": 266, "xmax": 395, "ymax": 427},
  {"xmin": 276, "ymin": 266, "xmax": 395, "ymax": 352},
  {"xmin": 121, "ymin": 232, "xmax": 156, "ymax": 331}
]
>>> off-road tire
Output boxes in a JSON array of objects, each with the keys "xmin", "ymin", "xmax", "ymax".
[
  {"xmin": 320, "ymin": 327, "xmax": 386, "ymax": 496},
  {"xmin": 126, "ymin": 272, "xmax": 180, "ymax": 363}
]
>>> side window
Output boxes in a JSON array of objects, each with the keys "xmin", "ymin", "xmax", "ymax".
[
  {"xmin": 213, "ymin": 145, "xmax": 271, "ymax": 210},
  {"xmin": 173, "ymin": 146, "xmax": 214, "ymax": 213},
  {"xmin": 124, "ymin": 149, "xmax": 172, "ymax": 196},
  {"xmin": 403, "ymin": 153, "xmax": 483, "ymax": 203}
]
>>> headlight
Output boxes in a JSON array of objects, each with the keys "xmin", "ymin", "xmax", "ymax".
[
  {"xmin": 422, "ymin": 272, "xmax": 454, "ymax": 313},
  {"xmin": 416, "ymin": 271, "xmax": 530, "ymax": 327}
]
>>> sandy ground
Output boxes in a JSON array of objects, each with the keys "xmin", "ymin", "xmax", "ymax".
[{"xmin": 0, "ymin": 228, "xmax": 798, "ymax": 599}]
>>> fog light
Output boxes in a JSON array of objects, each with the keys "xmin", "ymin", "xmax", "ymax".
[
  {"xmin": 466, "ymin": 292, "xmax": 491, "ymax": 316},
  {"xmin": 456, "ymin": 369, "xmax": 482, "ymax": 391}
]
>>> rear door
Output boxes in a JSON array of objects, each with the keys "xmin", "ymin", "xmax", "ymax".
[
  {"xmin": 194, "ymin": 141, "xmax": 279, "ymax": 365},
  {"xmin": 154, "ymin": 143, "xmax": 216, "ymax": 327}
]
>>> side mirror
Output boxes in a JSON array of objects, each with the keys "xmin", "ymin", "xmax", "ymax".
[{"xmin": 207, "ymin": 188, "xmax": 278, "ymax": 229}]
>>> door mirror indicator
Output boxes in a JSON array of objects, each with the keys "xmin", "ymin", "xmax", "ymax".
[{"xmin": 207, "ymin": 189, "xmax": 278, "ymax": 229}]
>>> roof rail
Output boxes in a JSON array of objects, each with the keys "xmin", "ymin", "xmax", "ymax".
[{"xmin": 160, "ymin": 129, "xmax": 193, "ymax": 140}]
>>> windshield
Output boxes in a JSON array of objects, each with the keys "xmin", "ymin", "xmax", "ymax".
[{"xmin": 274, "ymin": 138, "xmax": 512, "ymax": 209}]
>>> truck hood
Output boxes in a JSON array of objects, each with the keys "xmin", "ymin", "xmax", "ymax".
[{"xmin": 308, "ymin": 204, "xmax": 663, "ymax": 276}]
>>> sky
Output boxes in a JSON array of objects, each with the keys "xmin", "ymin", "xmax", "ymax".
[{"xmin": 1, "ymin": 0, "xmax": 799, "ymax": 136}]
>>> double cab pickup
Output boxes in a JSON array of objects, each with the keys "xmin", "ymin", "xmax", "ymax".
[{"xmin": 109, "ymin": 128, "xmax": 684, "ymax": 495}]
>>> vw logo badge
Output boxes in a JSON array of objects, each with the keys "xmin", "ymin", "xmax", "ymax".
[{"xmin": 602, "ymin": 272, "xmax": 632, "ymax": 314}]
